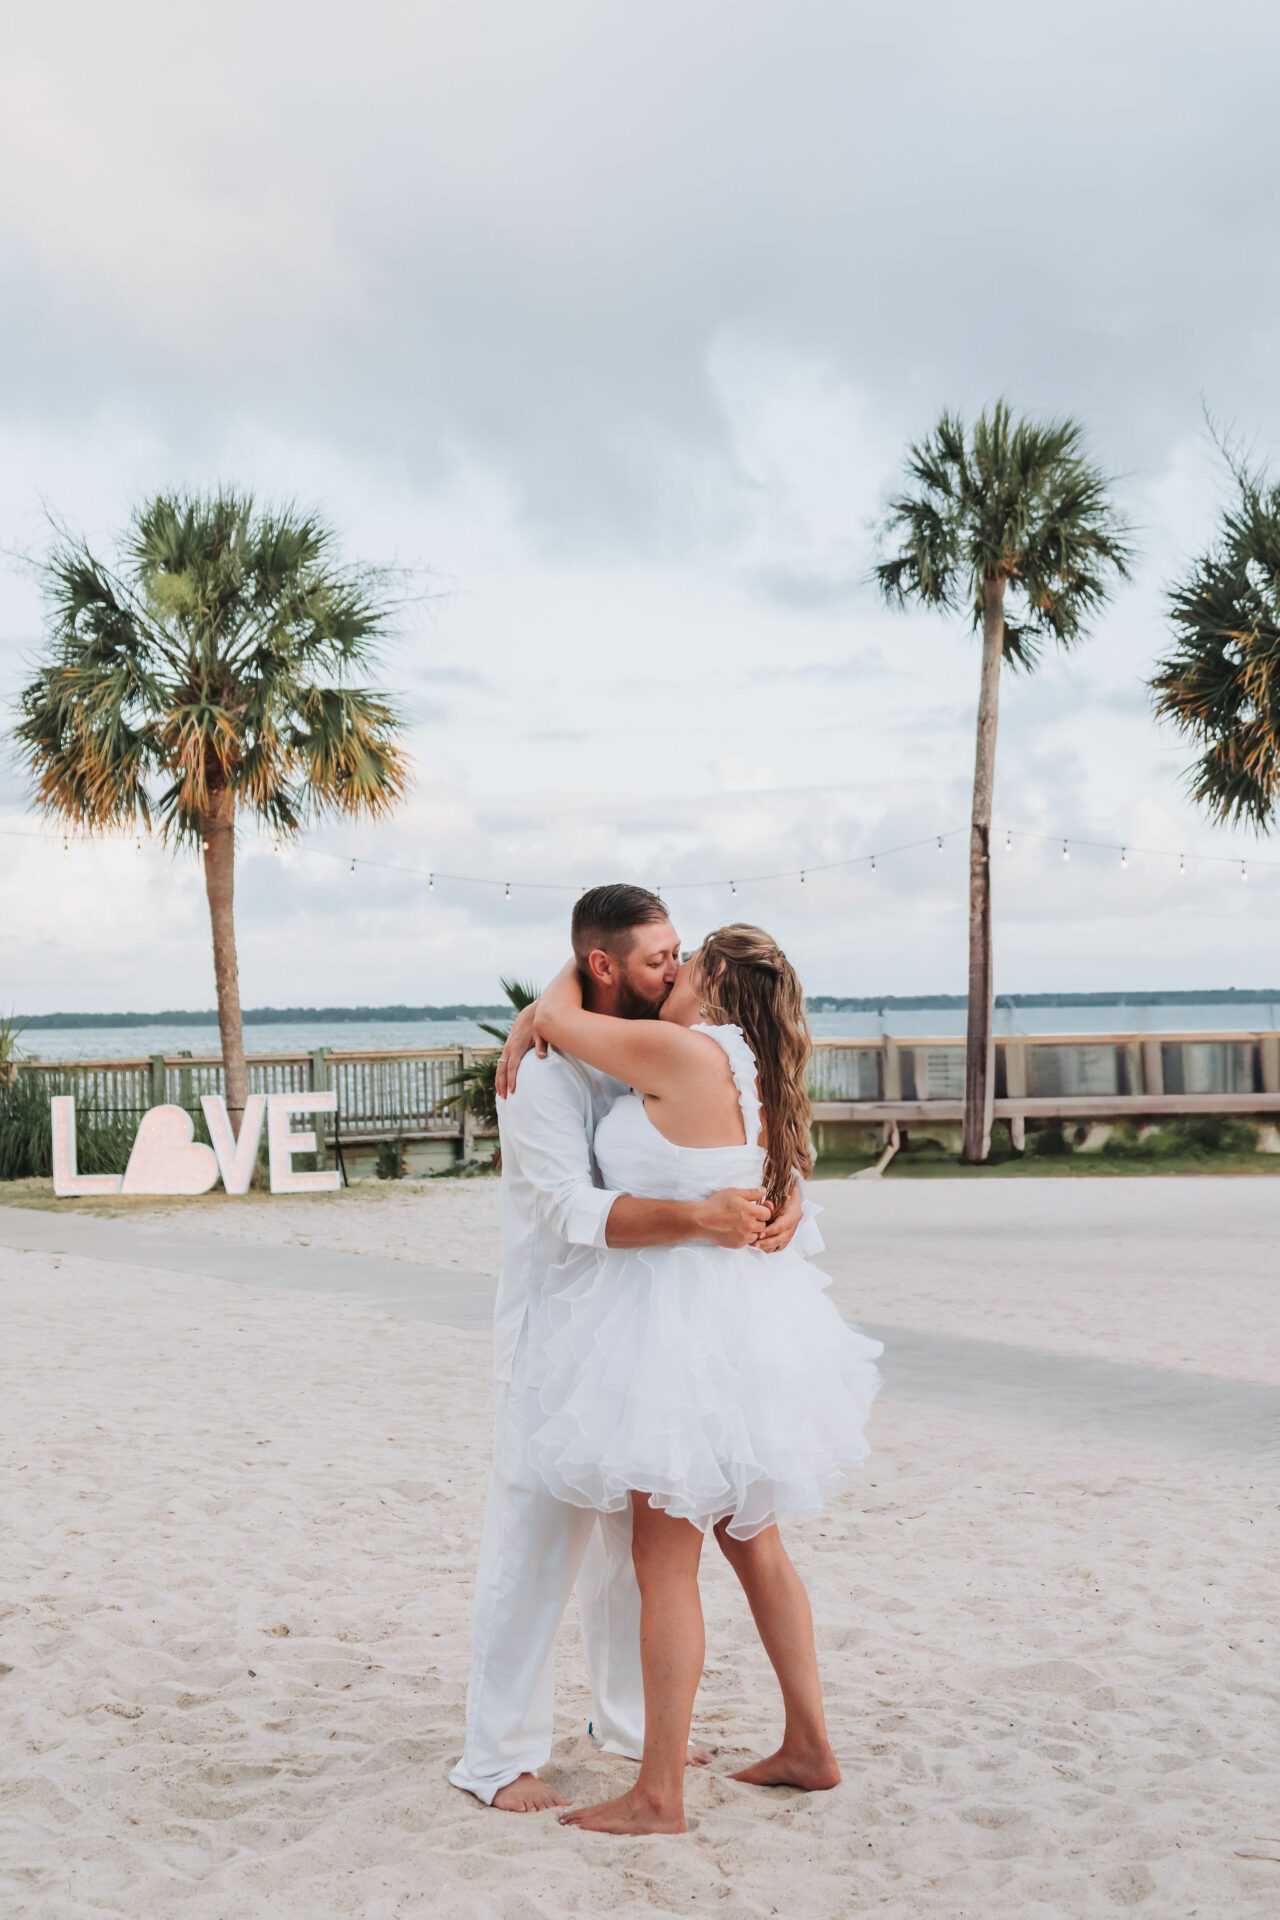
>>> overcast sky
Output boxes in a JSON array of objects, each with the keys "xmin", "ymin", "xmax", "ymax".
[{"xmin": 3, "ymin": 0, "xmax": 1280, "ymax": 1013}]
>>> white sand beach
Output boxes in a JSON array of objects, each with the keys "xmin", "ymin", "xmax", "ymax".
[{"xmin": 2, "ymin": 1177, "xmax": 1277, "ymax": 1919}]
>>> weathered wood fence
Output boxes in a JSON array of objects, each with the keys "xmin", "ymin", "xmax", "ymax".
[{"xmin": 21, "ymin": 1030, "xmax": 1280, "ymax": 1148}]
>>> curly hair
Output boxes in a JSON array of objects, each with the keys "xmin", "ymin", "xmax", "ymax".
[{"xmin": 696, "ymin": 923, "xmax": 813, "ymax": 1212}]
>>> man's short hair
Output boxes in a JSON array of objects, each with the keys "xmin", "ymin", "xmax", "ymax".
[{"xmin": 571, "ymin": 883, "xmax": 670, "ymax": 964}]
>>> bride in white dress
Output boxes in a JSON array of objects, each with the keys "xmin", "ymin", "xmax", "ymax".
[{"xmin": 524, "ymin": 923, "xmax": 882, "ymax": 1835}]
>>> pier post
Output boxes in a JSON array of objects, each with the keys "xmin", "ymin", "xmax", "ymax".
[
  {"xmin": 460, "ymin": 1048, "xmax": 477, "ymax": 1161},
  {"xmin": 1141, "ymin": 1038, "xmax": 1164, "ymax": 1097}
]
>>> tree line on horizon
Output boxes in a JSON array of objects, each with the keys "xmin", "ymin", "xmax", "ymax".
[
  {"xmin": 8, "ymin": 407, "xmax": 1280, "ymax": 1161},
  {"xmin": 16, "ymin": 985, "xmax": 1280, "ymax": 1032}
]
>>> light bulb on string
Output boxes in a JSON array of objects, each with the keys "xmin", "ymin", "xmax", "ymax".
[
  {"xmin": 1005, "ymin": 829, "xmax": 1012, "ymax": 851},
  {"xmin": 730, "ymin": 880, "xmax": 736, "ymax": 897},
  {"xmin": 1120, "ymin": 847, "xmax": 1127, "ymax": 869},
  {"xmin": 1062, "ymin": 840, "xmax": 1070, "ymax": 861},
  {"xmin": 936, "ymin": 836, "xmax": 943, "ymax": 852},
  {"xmin": 350, "ymin": 858, "xmax": 356, "ymax": 874},
  {"xmin": 1241, "ymin": 861, "xmax": 1249, "ymax": 883},
  {"xmin": 1179, "ymin": 853, "xmax": 1186, "ymax": 875},
  {"xmin": 800, "ymin": 869, "xmax": 806, "ymax": 885},
  {"xmin": 428, "ymin": 872, "xmax": 434, "ymax": 893},
  {"xmin": 505, "ymin": 881, "xmax": 511, "ymax": 900},
  {"xmin": 870, "ymin": 855, "xmax": 877, "ymax": 873}
]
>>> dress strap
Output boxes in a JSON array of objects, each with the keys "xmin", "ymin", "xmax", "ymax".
[{"xmin": 692, "ymin": 1022, "xmax": 762, "ymax": 1148}]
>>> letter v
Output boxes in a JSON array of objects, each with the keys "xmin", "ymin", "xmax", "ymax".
[{"xmin": 202, "ymin": 1094, "xmax": 268, "ymax": 1195}]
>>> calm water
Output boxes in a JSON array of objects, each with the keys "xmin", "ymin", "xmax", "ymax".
[{"xmin": 22, "ymin": 1001, "xmax": 1280, "ymax": 1062}]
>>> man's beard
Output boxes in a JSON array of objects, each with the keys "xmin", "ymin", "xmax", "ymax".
[{"xmin": 616, "ymin": 977, "xmax": 667, "ymax": 1021}]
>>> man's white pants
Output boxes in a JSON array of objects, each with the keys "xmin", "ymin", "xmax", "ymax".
[{"xmin": 449, "ymin": 1348, "xmax": 645, "ymax": 1804}]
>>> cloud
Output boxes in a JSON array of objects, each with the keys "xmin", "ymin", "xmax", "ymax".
[{"xmin": 4, "ymin": 1, "xmax": 1279, "ymax": 1007}]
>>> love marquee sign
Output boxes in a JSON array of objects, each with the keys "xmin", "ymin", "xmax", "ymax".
[{"xmin": 51, "ymin": 1092, "xmax": 341, "ymax": 1197}]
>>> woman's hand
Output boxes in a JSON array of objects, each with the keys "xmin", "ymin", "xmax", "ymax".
[
  {"xmin": 496, "ymin": 999, "xmax": 544, "ymax": 1099},
  {"xmin": 496, "ymin": 961, "xmax": 583, "ymax": 1097}
]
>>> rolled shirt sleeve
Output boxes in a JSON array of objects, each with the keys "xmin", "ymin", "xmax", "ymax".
[{"xmin": 500, "ymin": 1059, "xmax": 622, "ymax": 1248}]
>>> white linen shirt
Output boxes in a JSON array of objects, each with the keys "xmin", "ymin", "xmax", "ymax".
[{"xmin": 492, "ymin": 1049, "xmax": 629, "ymax": 1383}]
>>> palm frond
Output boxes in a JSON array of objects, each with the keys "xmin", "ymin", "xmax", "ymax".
[
  {"xmin": 873, "ymin": 401, "xmax": 1133, "ymax": 665},
  {"xmin": 11, "ymin": 489, "xmax": 416, "ymax": 845},
  {"xmin": 1150, "ymin": 456, "xmax": 1280, "ymax": 828}
]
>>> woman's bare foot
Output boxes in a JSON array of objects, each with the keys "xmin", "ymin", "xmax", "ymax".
[
  {"xmin": 559, "ymin": 1787, "xmax": 686, "ymax": 1834},
  {"xmin": 730, "ymin": 1744, "xmax": 842, "ymax": 1791},
  {"xmin": 687, "ymin": 1743, "xmax": 713, "ymax": 1767},
  {"xmin": 492, "ymin": 1772, "xmax": 569, "ymax": 1812}
]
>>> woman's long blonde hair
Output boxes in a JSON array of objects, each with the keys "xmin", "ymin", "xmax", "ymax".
[{"xmin": 696, "ymin": 923, "xmax": 813, "ymax": 1212}]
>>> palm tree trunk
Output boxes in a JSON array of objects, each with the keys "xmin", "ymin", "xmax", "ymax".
[
  {"xmin": 962, "ymin": 574, "xmax": 1005, "ymax": 1164},
  {"xmin": 200, "ymin": 786, "xmax": 248, "ymax": 1136}
]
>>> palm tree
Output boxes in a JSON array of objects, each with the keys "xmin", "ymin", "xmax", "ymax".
[
  {"xmin": 438, "ymin": 978, "xmax": 540, "ymax": 1169},
  {"xmin": 1149, "ymin": 447, "xmax": 1280, "ymax": 827},
  {"xmin": 14, "ymin": 491, "xmax": 411, "ymax": 1132},
  {"xmin": 875, "ymin": 403, "xmax": 1132, "ymax": 1161}
]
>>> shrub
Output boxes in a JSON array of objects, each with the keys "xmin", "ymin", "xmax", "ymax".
[
  {"xmin": 375, "ymin": 1134, "xmax": 407, "ymax": 1181},
  {"xmin": 1028, "ymin": 1120, "xmax": 1071, "ymax": 1157},
  {"xmin": 0, "ymin": 1070, "xmax": 136, "ymax": 1182}
]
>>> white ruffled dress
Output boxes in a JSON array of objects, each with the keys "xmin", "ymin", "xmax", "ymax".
[{"xmin": 526, "ymin": 1023, "xmax": 883, "ymax": 1540}]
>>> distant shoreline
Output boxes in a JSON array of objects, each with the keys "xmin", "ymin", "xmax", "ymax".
[{"xmin": 14, "ymin": 988, "xmax": 1280, "ymax": 1029}]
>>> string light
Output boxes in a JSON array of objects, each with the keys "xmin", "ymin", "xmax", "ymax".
[{"xmin": 3, "ymin": 821, "xmax": 1273, "ymax": 896}]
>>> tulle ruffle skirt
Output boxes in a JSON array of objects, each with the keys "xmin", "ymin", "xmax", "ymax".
[{"xmin": 525, "ymin": 1242, "xmax": 883, "ymax": 1540}]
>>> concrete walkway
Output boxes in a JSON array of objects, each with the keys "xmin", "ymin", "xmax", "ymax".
[{"xmin": 3, "ymin": 1197, "xmax": 1273, "ymax": 1468}]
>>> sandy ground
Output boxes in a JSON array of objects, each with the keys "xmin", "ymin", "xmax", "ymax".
[{"xmin": 2, "ymin": 1178, "xmax": 1277, "ymax": 1919}]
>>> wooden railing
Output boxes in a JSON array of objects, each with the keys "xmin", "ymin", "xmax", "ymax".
[{"xmin": 19, "ymin": 1030, "xmax": 1280, "ymax": 1143}]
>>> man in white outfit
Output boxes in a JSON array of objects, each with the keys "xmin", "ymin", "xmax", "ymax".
[{"xmin": 449, "ymin": 885, "xmax": 814, "ymax": 1811}]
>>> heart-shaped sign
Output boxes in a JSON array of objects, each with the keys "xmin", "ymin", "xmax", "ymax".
[{"xmin": 121, "ymin": 1104, "xmax": 220, "ymax": 1195}]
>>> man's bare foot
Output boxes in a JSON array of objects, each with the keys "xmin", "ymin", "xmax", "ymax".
[
  {"xmin": 730, "ymin": 1745, "xmax": 842, "ymax": 1791},
  {"xmin": 687, "ymin": 1743, "xmax": 713, "ymax": 1768},
  {"xmin": 492, "ymin": 1772, "xmax": 569, "ymax": 1812},
  {"xmin": 559, "ymin": 1787, "xmax": 686, "ymax": 1835}
]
